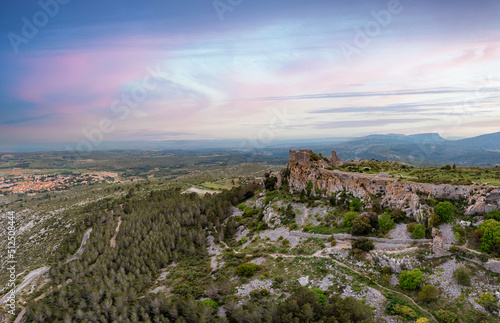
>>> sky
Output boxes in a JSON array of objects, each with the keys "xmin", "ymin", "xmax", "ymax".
[{"xmin": 0, "ymin": 0, "xmax": 499, "ymax": 150}]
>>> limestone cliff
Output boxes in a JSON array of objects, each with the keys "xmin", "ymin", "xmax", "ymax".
[{"xmin": 283, "ymin": 150, "xmax": 500, "ymax": 221}]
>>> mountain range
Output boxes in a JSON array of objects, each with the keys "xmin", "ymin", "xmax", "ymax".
[{"xmin": 323, "ymin": 132, "xmax": 500, "ymax": 166}]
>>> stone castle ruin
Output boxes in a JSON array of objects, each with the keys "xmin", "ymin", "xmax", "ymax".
[
  {"xmin": 285, "ymin": 149, "xmax": 500, "ymax": 217},
  {"xmin": 289, "ymin": 149, "xmax": 342, "ymax": 168}
]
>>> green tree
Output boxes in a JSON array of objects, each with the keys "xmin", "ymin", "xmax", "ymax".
[
  {"xmin": 478, "ymin": 219, "xmax": 500, "ymax": 253},
  {"xmin": 352, "ymin": 238, "xmax": 374, "ymax": 252},
  {"xmin": 434, "ymin": 201, "xmax": 454, "ymax": 223},
  {"xmin": 485, "ymin": 209, "xmax": 500, "ymax": 221},
  {"xmin": 411, "ymin": 224, "xmax": 426, "ymax": 239},
  {"xmin": 236, "ymin": 263, "xmax": 258, "ymax": 277},
  {"xmin": 306, "ymin": 180, "xmax": 314, "ymax": 196},
  {"xmin": 434, "ymin": 308, "xmax": 458, "ymax": 323},
  {"xmin": 418, "ymin": 285, "xmax": 439, "ymax": 302},
  {"xmin": 378, "ymin": 212, "xmax": 395, "ymax": 231},
  {"xmin": 452, "ymin": 267, "xmax": 472, "ymax": 286},
  {"xmin": 399, "ymin": 269, "xmax": 423, "ymax": 290},
  {"xmin": 351, "ymin": 215, "xmax": 372, "ymax": 236},
  {"xmin": 349, "ymin": 198, "xmax": 363, "ymax": 211},
  {"xmin": 343, "ymin": 212, "xmax": 359, "ymax": 227}
]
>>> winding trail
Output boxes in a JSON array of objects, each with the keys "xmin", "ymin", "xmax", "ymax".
[
  {"xmin": 0, "ymin": 228, "xmax": 93, "ymax": 306},
  {"xmin": 110, "ymin": 217, "xmax": 122, "ymax": 248},
  {"xmin": 222, "ymin": 242, "xmax": 438, "ymax": 322},
  {"xmin": 65, "ymin": 228, "xmax": 93, "ymax": 263}
]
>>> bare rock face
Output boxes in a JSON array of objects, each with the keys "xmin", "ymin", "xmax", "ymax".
[{"xmin": 283, "ymin": 150, "xmax": 500, "ymax": 220}]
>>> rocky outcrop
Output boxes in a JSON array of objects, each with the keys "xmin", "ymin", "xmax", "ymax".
[{"xmin": 284, "ymin": 151, "xmax": 500, "ymax": 221}]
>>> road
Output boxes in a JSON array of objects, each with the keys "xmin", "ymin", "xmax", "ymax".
[
  {"xmin": 65, "ymin": 228, "xmax": 93, "ymax": 263},
  {"xmin": 0, "ymin": 228, "xmax": 93, "ymax": 306},
  {"xmin": 0, "ymin": 266, "xmax": 50, "ymax": 305}
]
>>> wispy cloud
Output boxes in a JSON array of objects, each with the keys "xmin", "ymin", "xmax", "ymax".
[{"xmin": 313, "ymin": 118, "xmax": 436, "ymax": 129}]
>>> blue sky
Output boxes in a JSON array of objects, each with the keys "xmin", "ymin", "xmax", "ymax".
[{"xmin": 0, "ymin": 0, "xmax": 499, "ymax": 149}]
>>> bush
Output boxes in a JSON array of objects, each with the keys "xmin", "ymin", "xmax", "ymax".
[
  {"xmin": 434, "ymin": 309, "xmax": 457, "ymax": 323},
  {"xmin": 478, "ymin": 219, "xmax": 500, "ymax": 253},
  {"xmin": 407, "ymin": 223, "xmax": 417, "ymax": 233},
  {"xmin": 236, "ymin": 263, "xmax": 258, "ymax": 277},
  {"xmin": 411, "ymin": 224, "xmax": 426, "ymax": 239},
  {"xmin": 475, "ymin": 292, "xmax": 498, "ymax": 313},
  {"xmin": 343, "ymin": 212, "xmax": 359, "ymax": 227},
  {"xmin": 399, "ymin": 269, "xmax": 423, "ymax": 290},
  {"xmin": 429, "ymin": 213, "xmax": 441, "ymax": 227},
  {"xmin": 434, "ymin": 202, "xmax": 454, "ymax": 223},
  {"xmin": 352, "ymin": 238, "xmax": 374, "ymax": 252},
  {"xmin": 393, "ymin": 305, "xmax": 417, "ymax": 319},
  {"xmin": 418, "ymin": 285, "xmax": 439, "ymax": 302},
  {"xmin": 452, "ymin": 267, "xmax": 471, "ymax": 286},
  {"xmin": 198, "ymin": 299, "xmax": 218, "ymax": 309},
  {"xmin": 311, "ymin": 288, "xmax": 327, "ymax": 303},
  {"xmin": 485, "ymin": 209, "xmax": 500, "ymax": 221},
  {"xmin": 237, "ymin": 202, "xmax": 246, "ymax": 211},
  {"xmin": 351, "ymin": 215, "xmax": 372, "ymax": 236},
  {"xmin": 378, "ymin": 212, "xmax": 395, "ymax": 231},
  {"xmin": 416, "ymin": 318, "xmax": 430, "ymax": 323},
  {"xmin": 240, "ymin": 236, "xmax": 247, "ymax": 245},
  {"xmin": 243, "ymin": 206, "xmax": 256, "ymax": 217},
  {"xmin": 249, "ymin": 288, "xmax": 270, "ymax": 299},
  {"xmin": 478, "ymin": 253, "xmax": 489, "ymax": 262},
  {"xmin": 349, "ymin": 198, "xmax": 363, "ymax": 212}
]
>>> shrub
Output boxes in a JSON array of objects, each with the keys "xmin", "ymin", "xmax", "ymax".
[
  {"xmin": 351, "ymin": 215, "xmax": 372, "ymax": 236},
  {"xmin": 418, "ymin": 285, "xmax": 439, "ymax": 302},
  {"xmin": 311, "ymin": 288, "xmax": 327, "ymax": 303},
  {"xmin": 343, "ymin": 212, "xmax": 359, "ymax": 227},
  {"xmin": 407, "ymin": 223, "xmax": 417, "ymax": 233},
  {"xmin": 478, "ymin": 253, "xmax": 489, "ymax": 262},
  {"xmin": 249, "ymin": 288, "xmax": 270, "ymax": 299},
  {"xmin": 475, "ymin": 292, "xmax": 498, "ymax": 313},
  {"xmin": 393, "ymin": 305, "xmax": 417, "ymax": 319},
  {"xmin": 452, "ymin": 267, "xmax": 471, "ymax": 286},
  {"xmin": 243, "ymin": 206, "xmax": 255, "ymax": 217},
  {"xmin": 378, "ymin": 212, "xmax": 395, "ymax": 231},
  {"xmin": 399, "ymin": 269, "xmax": 423, "ymax": 290},
  {"xmin": 310, "ymin": 152, "xmax": 321, "ymax": 161},
  {"xmin": 198, "ymin": 299, "xmax": 218, "ymax": 309},
  {"xmin": 237, "ymin": 202, "xmax": 246, "ymax": 211},
  {"xmin": 429, "ymin": 213, "xmax": 441, "ymax": 227},
  {"xmin": 485, "ymin": 209, "xmax": 500, "ymax": 221},
  {"xmin": 349, "ymin": 198, "xmax": 363, "ymax": 211},
  {"xmin": 352, "ymin": 238, "xmax": 374, "ymax": 252},
  {"xmin": 478, "ymin": 219, "xmax": 500, "ymax": 253},
  {"xmin": 434, "ymin": 309, "xmax": 457, "ymax": 323},
  {"xmin": 411, "ymin": 224, "xmax": 426, "ymax": 239},
  {"xmin": 240, "ymin": 236, "xmax": 247, "ymax": 245},
  {"xmin": 381, "ymin": 266, "xmax": 392, "ymax": 274},
  {"xmin": 236, "ymin": 263, "xmax": 258, "ymax": 277},
  {"xmin": 434, "ymin": 202, "xmax": 454, "ymax": 223},
  {"xmin": 416, "ymin": 318, "xmax": 430, "ymax": 323}
]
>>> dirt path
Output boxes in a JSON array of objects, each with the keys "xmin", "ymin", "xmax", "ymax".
[
  {"xmin": 65, "ymin": 228, "xmax": 93, "ymax": 263},
  {"xmin": 224, "ymin": 242, "xmax": 437, "ymax": 322},
  {"xmin": 110, "ymin": 216, "xmax": 122, "ymax": 248}
]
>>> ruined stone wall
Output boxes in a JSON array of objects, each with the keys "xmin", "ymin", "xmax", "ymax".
[
  {"xmin": 329, "ymin": 151, "xmax": 342, "ymax": 166},
  {"xmin": 289, "ymin": 149, "xmax": 312, "ymax": 167}
]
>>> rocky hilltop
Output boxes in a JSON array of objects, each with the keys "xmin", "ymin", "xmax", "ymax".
[{"xmin": 283, "ymin": 150, "xmax": 500, "ymax": 221}]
